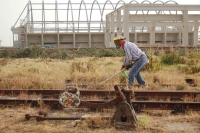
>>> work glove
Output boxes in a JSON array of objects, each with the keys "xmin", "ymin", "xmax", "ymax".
[
  {"xmin": 121, "ymin": 64, "xmax": 133, "ymax": 71},
  {"xmin": 126, "ymin": 64, "xmax": 132, "ymax": 70}
]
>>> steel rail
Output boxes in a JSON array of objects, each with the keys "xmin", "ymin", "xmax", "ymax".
[
  {"xmin": 0, "ymin": 98, "xmax": 199, "ymax": 112},
  {"xmin": 35, "ymin": 115, "xmax": 111, "ymax": 122},
  {"xmin": 0, "ymin": 89, "xmax": 199, "ymax": 98},
  {"xmin": 132, "ymin": 101, "xmax": 200, "ymax": 112}
]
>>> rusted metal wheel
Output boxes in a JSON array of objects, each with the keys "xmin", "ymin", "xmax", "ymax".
[{"xmin": 59, "ymin": 87, "xmax": 80, "ymax": 107}]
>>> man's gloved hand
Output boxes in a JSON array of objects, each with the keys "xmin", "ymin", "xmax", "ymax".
[
  {"xmin": 125, "ymin": 64, "xmax": 131, "ymax": 70},
  {"xmin": 121, "ymin": 64, "xmax": 133, "ymax": 70}
]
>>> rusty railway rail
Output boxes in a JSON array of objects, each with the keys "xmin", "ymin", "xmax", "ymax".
[
  {"xmin": 0, "ymin": 89, "xmax": 199, "ymax": 99},
  {"xmin": 0, "ymin": 87, "xmax": 199, "ymax": 112},
  {"xmin": 0, "ymin": 98, "xmax": 199, "ymax": 112}
]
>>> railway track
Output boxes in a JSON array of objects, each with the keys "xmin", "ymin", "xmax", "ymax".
[
  {"xmin": 0, "ymin": 98, "xmax": 199, "ymax": 112},
  {"xmin": 0, "ymin": 89, "xmax": 199, "ymax": 100},
  {"xmin": 0, "ymin": 85, "xmax": 199, "ymax": 129},
  {"xmin": 0, "ymin": 87, "xmax": 199, "ymax": 113}
]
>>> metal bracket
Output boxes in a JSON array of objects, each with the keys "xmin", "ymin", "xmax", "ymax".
[
  {"xmin": 172, "ymin": 104, "xmax": 184, "ymax": 114},
  {"xmin": 132, "ymin": 104, "xmax": 141, "ymax": 113}
]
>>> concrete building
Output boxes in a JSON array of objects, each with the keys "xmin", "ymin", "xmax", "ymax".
[
  {"xmin": 106, "ymin": 4, "xmax": 200, "ymax": 47},
  {"xmin": 11, "ymin": 0, "xmax": 200, "ymax": 48}
]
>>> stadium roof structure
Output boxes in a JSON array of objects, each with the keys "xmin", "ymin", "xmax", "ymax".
[{"xmin": 11, "ymin": 0, "xmax": 200, "ymax": 48}]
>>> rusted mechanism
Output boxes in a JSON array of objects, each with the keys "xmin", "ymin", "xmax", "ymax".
[
  {"xmin": 59, "ymin": 86, "xmax": 80, "ymax": 107},
  {"xmin": 58, "ymin": 85, "xmax": 137, "ymax": 128},
  {"xmin": 25, "ymin": 85, "xmax": 137, "ymax": 129},
  {"xmin": 25, "ymin": 111, "xmax": 110, "ymax": 122}
]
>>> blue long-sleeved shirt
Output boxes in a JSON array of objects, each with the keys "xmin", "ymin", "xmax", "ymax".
[{"xmin": 122, "ymin": 41, "xmax": 145, "ymax": 66}]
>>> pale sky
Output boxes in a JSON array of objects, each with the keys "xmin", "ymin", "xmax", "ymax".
[{"xmin": 1, "ymin": 0, "xmax": 200, "ymax": 47}]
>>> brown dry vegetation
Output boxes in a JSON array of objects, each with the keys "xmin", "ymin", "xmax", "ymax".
[
  {"xmin": 0, "ymin": 57, "xmax": 200, "ymax": 91},
  {"xmin": 0, "ymin": 107, "xmax": 199, "ymax": 133},
  {"xmin": 0, "ymin": 54, "xmax": 200, "ymax": 132}
]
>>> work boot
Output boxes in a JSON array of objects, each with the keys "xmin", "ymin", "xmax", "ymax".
[{"xmin": 139, "ymin": 84, "xmax": 148, "ymax": 88}]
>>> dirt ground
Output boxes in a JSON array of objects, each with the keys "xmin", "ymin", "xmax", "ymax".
[{"xmin": 0, "ymin": 106, "xmax": 199, "ymax": 133}]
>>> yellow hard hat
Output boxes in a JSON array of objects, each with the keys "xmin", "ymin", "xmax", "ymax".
[{"xmin": 114, "ymin": 36, "xmax": 126, "ymax": 41}]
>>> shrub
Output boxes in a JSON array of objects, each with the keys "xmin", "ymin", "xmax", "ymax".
[
  {"xmin": 138, "ymin": 115, "xmax": 150, "ymax": 128},
  {"xmin": 178, "ymin": 65, "xmax": 200, "ymax": 74},
  {"xmin": 186, "ymin": 58, "xmax": 198, "ymax": 66},
  {"xmin": 177, "ymin": 49, "xmax": 187, "ymax": 56},
  {"xmin": 1, "ymin": 46, "xmax": 125, "ymax": 59},
  {"xmin": 98, "ymin": 48, "xmax": 124, "ymax": 57},
  {"xmin": 178, "ymin": 58, "xmax": 200, "ymax": 74},
  {"xmin": 49, "ymin": 49, "xmax": 70, "ymax": 59},
  {"xmin": 0, "ymin": 50, "xmax": 11, "ymax": 58},
  {"xmin": 161, "ymin": 53, "xmax": 186, "ymax": 65},
  {"xmin": 187, "ymin": 49, "xmax": 200, "ymax": 59},
  {"xmin": 143, "ymin": 56, "xmax": 162, "ymax": 72}
]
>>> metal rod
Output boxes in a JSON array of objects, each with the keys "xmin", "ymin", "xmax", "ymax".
[
  {"xmin": 99, "ymin": 70, "xmax": 124, "ymax": 85},
  {"xmin": 14, "ymin": 3, "xmax": 28, "ymax": 27},
  {"xmin": 35, "ymin": 115, "xmax": 111, "ymax": 121}
]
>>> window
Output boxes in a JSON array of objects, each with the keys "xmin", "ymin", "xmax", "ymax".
[{"xmin": 14, "ymin": 34, "xmax": 18, "ymax": 41}]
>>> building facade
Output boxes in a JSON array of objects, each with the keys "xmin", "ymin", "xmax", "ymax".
[{"xmin": 11, "ymin": 0, "xmax": 200, "ymax": 48}]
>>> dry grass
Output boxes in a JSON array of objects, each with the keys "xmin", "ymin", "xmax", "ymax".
[
  {"xmin": 1, "ymin": 57, "xmax": 198, "ymax": 91},
  {"xmin": 0, "ymin": 106, "xmax": 199, "ymax": 133}
]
